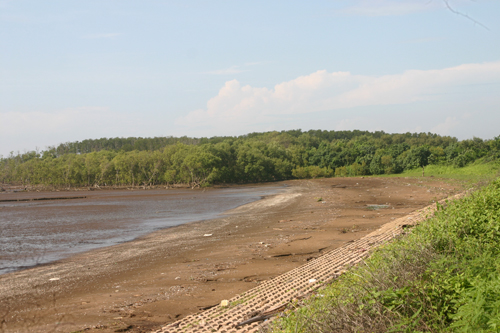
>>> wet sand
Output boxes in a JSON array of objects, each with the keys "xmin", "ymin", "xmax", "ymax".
[
  {"xmin": 0, "ymin": 177, "xmax": 459, "ymax": 333},
  {"xmin": 0, "ymin": 185, "xmax": 284, "ymax": 274}
]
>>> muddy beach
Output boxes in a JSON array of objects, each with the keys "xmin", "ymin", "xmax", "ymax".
[
  {"xmin": 0, "ymin": 177, "xmax": 459, "ymax": 333},
  {"xmin": 0, "ymin": 185, "xmax": 285, "ymax": 275}
]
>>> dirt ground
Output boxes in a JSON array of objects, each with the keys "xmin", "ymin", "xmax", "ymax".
[{"xmin": 0, "ymin": 177, "xmax": 460, "ymax": 333}]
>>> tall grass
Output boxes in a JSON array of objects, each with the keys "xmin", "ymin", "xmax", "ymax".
[
  {"xmin": 396, "ymin": 160, "xmax": 500, "ymax": 184},
  {"xmin": 271, "ymin": 178, "xmax": 500, "ymax": 333}
]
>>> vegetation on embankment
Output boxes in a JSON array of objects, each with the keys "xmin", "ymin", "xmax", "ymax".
[
  {"xmin": 1, "ymin": 129, "xmax": 500, "ymax": 188},
  {"xmin": 271, "ymin": 177, "xmax": 500, "ymax": 333},
  {"xmin": 397, "ymin": 159, "xmax": 500, "ymax": 184}
]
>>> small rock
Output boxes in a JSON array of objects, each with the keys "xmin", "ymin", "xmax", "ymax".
[
  {"xmin": 220, "ymin": 300, "xmax": 229, "ymax": 307},
  {"xmin": 49, "ymin": 278, "xmax": 60, "ymax": 281},
  {"xmin": 308, "ymin": 278, "xmax": 317, "ymax": 283},
  {"xmin": 203, "ymin": 234, "xmax": 213, "ymax": 237}
]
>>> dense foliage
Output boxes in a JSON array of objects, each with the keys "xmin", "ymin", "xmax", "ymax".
[
  {"xmin": 1, "ymin": 130, "xmax": 499, "ymax": 188},
  {"xmin": 272, "ymin": 179, "xmax": 500, "ymax": 332}
]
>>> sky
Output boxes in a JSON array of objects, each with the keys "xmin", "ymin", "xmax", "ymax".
[{"xmin": 1, "ymin": 0, "xmax": 499, "ymax": 156}]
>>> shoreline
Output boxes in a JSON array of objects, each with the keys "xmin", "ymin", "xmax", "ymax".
[
  {"xmin": 0, "ymin": 184, "xmax": 286, "ymax": 276},
  {"xmin": 0, "ymin": 177, "xmax": 460, "ymax": 333}
]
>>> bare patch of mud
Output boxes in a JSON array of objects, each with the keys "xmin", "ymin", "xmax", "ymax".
[{"xmin": 0, "ymin": 177, "xmax": 459, "ymax": 333}]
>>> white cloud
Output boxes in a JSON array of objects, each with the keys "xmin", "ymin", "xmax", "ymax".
[
  {"xmin": 336, "ymin": 0, "xmax": 438, "ymax": 17},
  {"xmin": 82, "ymin": 33, "xmax": 121, "ymax": 39},
  {"xmin": 1, "ymin": 107, "xmax": 109, "ymax": 135},
  {"xmin": 336, "ymin": 116, "xmax": 383, "ymax": 132},
  {"xmin": 0, "ymin": 107, "xmax": 128, "ymax": 154},
  {"xmin": 406, "ymin": 125, "xmax": 424, "ymax": 133},
  {"xmin": 461, "ymin": 112, "xmax": 472, "ymax": 120},
  {"xmin": 431, "ymin": 116, "xmax": 460, "ymax": 135},
  {"xmin": 176, "ymin": 61, "xmax": 500, "ymax": 133}
]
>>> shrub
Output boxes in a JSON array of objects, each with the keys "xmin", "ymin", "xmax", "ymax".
[{"xmin": 272, "ymin": 178, "xmax": 500, "ymax": 333}]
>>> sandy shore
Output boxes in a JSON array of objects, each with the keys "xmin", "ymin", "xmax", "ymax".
[{"xmin": 0, "ymin": 177, "xmax": 459, "ymax": 333}]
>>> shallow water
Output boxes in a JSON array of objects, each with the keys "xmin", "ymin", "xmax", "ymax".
[{"xmin": 0, "ymin": 185, "xmax": 284, "ymax": 275}]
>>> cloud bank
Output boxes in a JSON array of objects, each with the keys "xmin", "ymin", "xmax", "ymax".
[
  {"xmin": 3, "ymin": 61, "xmax": 499, "ymax": 156},
  {"xmin": 176, "ymin": 61, "xmax": 500, "ymax": 134},
  {"xmin": 0, "ymin": 107, "xmax": 131, "ymax": 155}
]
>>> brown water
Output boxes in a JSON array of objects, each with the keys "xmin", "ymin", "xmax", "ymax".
[{"xmin": 0, "ymin": 185, "xmax": 285, "ymax": 275}]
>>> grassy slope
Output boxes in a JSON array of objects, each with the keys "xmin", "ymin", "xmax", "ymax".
[
  {"xmin": 396, "ymin": 160, "xmax": 500, "ymax": 183},
  {"xmin": 272, "ymin": 170, "xmax": 500, "ymax": 332}
]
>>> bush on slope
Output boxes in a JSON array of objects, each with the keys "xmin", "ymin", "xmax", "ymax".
[{"xmin": 272, "ymin": 178, "xmax": 500, "ymax": 332}]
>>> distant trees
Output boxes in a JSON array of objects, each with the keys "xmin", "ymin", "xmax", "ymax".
[
  {"xmin": 404, "ymin": 146, "xmax": 431, "ymax": 177},
  {"xmin": 1, "ymin": 130, "xmax": 498, "ymax": 188}
]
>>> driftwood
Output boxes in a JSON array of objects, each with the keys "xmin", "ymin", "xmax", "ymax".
[
  {"xmin": 235, "ymin": 304, "xmax": 288, "ymax": 327},
  {"xmin": 0, "ymin": 196, "xmax": 86, "ymax": 203}
]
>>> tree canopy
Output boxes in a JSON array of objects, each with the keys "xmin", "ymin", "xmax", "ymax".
[{"xmin": 1, "ymin": 130, "xmax": 498, "ymax": 188}]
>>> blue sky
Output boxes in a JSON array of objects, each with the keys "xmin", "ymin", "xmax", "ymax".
[{"xmin": 1, "ymin": 0, "xmax": 499, "ymax": 156}]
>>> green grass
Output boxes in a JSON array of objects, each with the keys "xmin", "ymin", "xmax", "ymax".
[
  {"xmin": 396, "ymin": 160, "xmax": 500, "ymax": 184},
  {"xmin": 271, "ymin": 177, "xmax": 500, "ymax": 333}
]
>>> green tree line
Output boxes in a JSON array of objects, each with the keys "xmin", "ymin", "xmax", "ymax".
[{"xmin": 1, "ymin": 130, "xmax": 499, "ymax": 188}]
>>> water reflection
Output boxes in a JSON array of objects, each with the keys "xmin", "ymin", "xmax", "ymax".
[{"xmin": 0, "ymin": 185, "xmax": 284, "ymax": 275}]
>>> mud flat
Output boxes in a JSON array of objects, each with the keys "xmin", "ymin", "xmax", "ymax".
[
  {"xmin": 0, "ymin": 185, "xmax": 284, "ymax": 274},
  {"xmin": 0, "ymin": 177, "xmax": 459, "ymax": 333}
]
